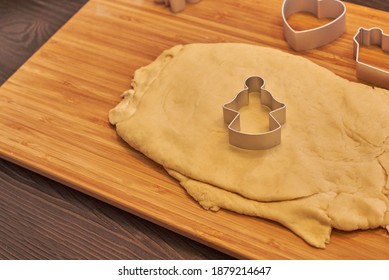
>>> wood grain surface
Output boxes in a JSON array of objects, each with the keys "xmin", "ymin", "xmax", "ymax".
[
  {"xmin": 0, "ymin": 0, "xmax": 230, "ymax": 260},
  {"xmin": 0, "ymin": 0, "xmax": 389, "ymax": 259}
]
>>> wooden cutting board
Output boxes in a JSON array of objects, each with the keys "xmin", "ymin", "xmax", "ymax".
[{"xmin": 1, "ymin": 0, "xmax": 389, "ymax": 259}]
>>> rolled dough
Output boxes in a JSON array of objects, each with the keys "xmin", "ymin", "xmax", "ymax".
[{"xmin": 109, "ymin": 43, "xmax": 389, "ymax": 248}]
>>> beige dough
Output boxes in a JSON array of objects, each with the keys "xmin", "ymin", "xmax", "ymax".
[{"xmin": 109, "ymin": 43, "xmax": 389, "ymax": 248}]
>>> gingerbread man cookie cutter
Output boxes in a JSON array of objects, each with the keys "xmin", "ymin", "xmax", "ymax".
[
  {"xmin": 155, "ymin": 0, "xmax": 201, "ymax": 13},
  {"xmin": 282, "ymin": 0, "xmax": 346, "ymax": 51},
  {"xmin": 353, "ymin": 27, "xmax": 389, "ymax": 90},
  {"xmin": 223, "ymin": 76, "xmax": 286, "ymax": 150}
]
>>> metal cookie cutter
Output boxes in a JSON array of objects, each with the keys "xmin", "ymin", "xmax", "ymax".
[
  {"xmin": 154, "ymin": 0, "xmax": 201, "ymax": 13},
  {"xmin": 353, "ymin": 27, "xmax": 389, "ymax": 90},
  {"xmin": 223, "ymin": 76, "xmax": 286, "ymax": 150},
  {"xmin": 282, "ymin": 0, "xmax": 346, "ymax": 51}
]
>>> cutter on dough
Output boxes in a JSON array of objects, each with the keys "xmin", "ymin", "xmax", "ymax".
[
  {"xmin": 155, "ymin": 0, "xmax": 201, "ymax": 13},
  {"xmin": 223, "ymin": 76, "xmax": 286, "ymax": 150},
  {"xmin": 353, "ymin": 27, "xmax": 389, "ymax": 90},
  {"xmin": 282, "ymin": 0, "xmax": 346, "ymax": 51}
]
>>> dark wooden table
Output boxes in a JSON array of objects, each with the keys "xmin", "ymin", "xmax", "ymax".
[{"xmin": 0, "ymin": 0, "xmax": 388, "ymax": 259}]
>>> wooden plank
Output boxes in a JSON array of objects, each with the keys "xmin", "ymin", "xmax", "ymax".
[{"xmin": 0, "ymin": 0, "xmax": 389, "ymax": 259}]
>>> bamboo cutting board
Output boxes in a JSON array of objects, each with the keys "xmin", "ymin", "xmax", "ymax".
[{"xmin": 1, "ymin": 0, "xmax": 389, "ymax": 259}]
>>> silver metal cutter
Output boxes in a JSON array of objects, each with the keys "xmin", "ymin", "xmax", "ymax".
[
  {"xmin": 223, "ymin": 76, "xmax": 286, "ymax": 150},
  {"xmin": 353, "ymin": 27, "xmax": 389, "ymax": 90},
  {"xmin": 155, "ymin": 0, "xmax": 201, "ymax": 13},
  {"xmin": 282, "ymin": 0, "xmax": 346, "ymax": 51}
]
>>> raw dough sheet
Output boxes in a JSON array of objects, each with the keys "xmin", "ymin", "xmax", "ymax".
[{"xmin": 109, "ymin": 43, "xmax": 389, "ymax": 248}]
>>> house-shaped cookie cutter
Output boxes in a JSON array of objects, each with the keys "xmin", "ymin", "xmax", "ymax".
[
  {"xmin": 281, "ymin": 0, "xmax": 346, "ymax": 51},
  {"xmin": 223, "ymin": 76, "xmax": 286, "ymax": 150},
  {"xmin": 353, "ymin": 27, "xmax": 389, "ymax": 89}
]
